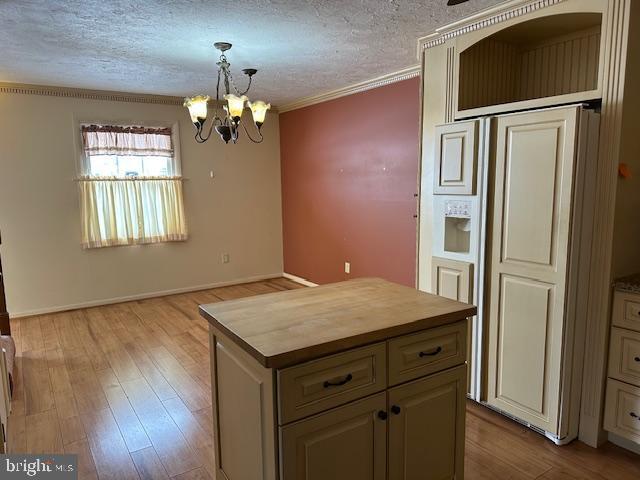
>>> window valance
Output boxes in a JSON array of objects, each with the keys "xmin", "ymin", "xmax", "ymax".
[{"xmin": 81, "ymin": 124, "xmax": 173, "ymax": 156}]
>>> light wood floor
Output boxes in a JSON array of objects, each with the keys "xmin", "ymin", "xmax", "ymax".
[{"xmin": 7, "ymin": 278, "xmax": 640, "ymax": 479}]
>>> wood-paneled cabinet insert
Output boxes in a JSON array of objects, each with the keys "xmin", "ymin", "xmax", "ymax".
[
  {"xmin": 456, "ymin": 13, "xmax": 604, "ymax": 117},
  {"xmin": 434, "ymin": 120, "xmax": 478, "ymax": 195}
]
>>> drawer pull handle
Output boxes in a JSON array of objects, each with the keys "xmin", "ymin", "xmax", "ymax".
[
  {"xmin": 391, "ymin": 405, "xmax": 401, "ymax": 415},
  {"xmin": 419, "ymin": 346, "xmax": 442, "ymax": 358},
  {"xmin": 323, "ymin": 373, "xmax": 353, "ymax": 388}
]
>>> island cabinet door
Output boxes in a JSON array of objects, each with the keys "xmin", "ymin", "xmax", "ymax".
[
  {"xmin": 280, "ymin": 392, "xmax": 387, "ymax": 480},
  {"xmin": 388, "ymin": 365, "xmax": 466, "ymax": 480}
]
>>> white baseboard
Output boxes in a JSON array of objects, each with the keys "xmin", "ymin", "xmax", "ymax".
[
  {"xmin": 10, "ymin": 273, "xmax": 283, "ymax": 318},
  {"xmin": 283, "ymin": 272, "xmax": 319, "ymax": 287}
]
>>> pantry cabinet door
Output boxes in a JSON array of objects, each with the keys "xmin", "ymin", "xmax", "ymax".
[
  {"xmin": 486, "ymin": 107, "xmax": 579, "ymax": 435},
  {"xmin": 280, "ymin": 393, "xmax": 386, "ymax": 480},
  {"xmin": 388, "ymin": 365, "xmax": 466, "ymax": 480}
]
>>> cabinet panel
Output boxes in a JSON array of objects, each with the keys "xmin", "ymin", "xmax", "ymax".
[
  {"xmin": 280, "ymin": 393, "xmax": 386, "ymax": 480},
  {"xmin": 212, "ymin": 332, "xmax": 277, "ymax": 480},
  {"xmin": 434, "ymin": 121, "xmax": 478, "ymax": 195},
  {"xmin": 500, "ymin": 124, "xmax": 560, "ymax": 266},
  {"xmin": 612, "ymin": 291, "xmax": 640, "ymax": 332},
  {"xmin": 277, "ymin": 343, "xmax": 386, "ymax": 424},
  {"xmin": 604, "ymin": 379, "xmax": 640, "ymax": 444},
  {"xmin": 431, "ymin": 257, "xmax": 473, "ymax": 304},
  {"xmin": 388, "ymin": 366, "xmax": 466, "ymax": 480},
  {"xmin": 608, "ymin": 327, "xmax": 640, "ymax": 386},
  {"xmin": 388, "ymin": 321, "xmax": 466, "ymax": 387}
]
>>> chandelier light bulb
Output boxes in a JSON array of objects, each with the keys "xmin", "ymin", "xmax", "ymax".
[
  {"xmin": 183, "ymin": 95, "xmax": 210, "ymax": 124},
  {"xmin": 224, "ymin": 94, "xmax": 248, "ymax": 120},
  {"xmin": 248, "ymin": 101, "xmax": 271, "ymax": 129}
]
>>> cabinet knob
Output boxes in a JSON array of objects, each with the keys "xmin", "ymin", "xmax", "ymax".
[
  {"xmin": 391, "ymin": 405, "xmax": 401, "ymax": 415},
  {"xmin": 634, "ymin": 356, "xmax": 640, "ymax": 362},
  {"xmin": 377, "ymin": 410, "xmax": 388, "ymax": 421}
]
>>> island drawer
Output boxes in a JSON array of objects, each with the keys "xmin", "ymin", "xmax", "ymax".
[
  {"xmin": 608, "ymin": 327, "xmax": 640, "ymax": 386},
  {"xmin": 604, "ymin": 379, "xmax": 640, "ymax": 444},
  {"xmin": 388, "ymin": 320, "xmax": 466, "ymax": 386},
  {"xmin": 612, "ymin": 291, "xmax": 640, "ymax": 332},
  {"xmin": 277, "ymin": 342, "xmax": 387, "ymax": 424}
]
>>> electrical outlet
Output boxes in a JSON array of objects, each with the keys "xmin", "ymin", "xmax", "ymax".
[
  {"xmin": 222, "ymin": 253, "xmax": 230, "ymax": 264},
  {"xmin": 344, "ymin": 262, "xmax": 351, "ymax": 274}
]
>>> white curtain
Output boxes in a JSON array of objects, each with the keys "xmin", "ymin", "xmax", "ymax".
[
  {"xmin": 79, "ymin": 125, "xmax": 188, "ymax": 249},
  {"xmin": 79, "ymin": 177, "xmax": 187, "ymax": 248}
]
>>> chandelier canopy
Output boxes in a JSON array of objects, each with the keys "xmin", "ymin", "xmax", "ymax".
[{"xmin": 184, "ymin": 42, "xmax": 271, "ymax": 145}]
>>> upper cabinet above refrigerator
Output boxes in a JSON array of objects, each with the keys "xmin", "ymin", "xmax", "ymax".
[{"xmin": 455, "ymin": 12, "xmax": 605, "ymax": 119}]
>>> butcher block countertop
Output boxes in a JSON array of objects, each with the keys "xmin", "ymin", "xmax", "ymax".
[{"xmin": 199, "ymin": 277, "xmax": 476, "ymax": 369}]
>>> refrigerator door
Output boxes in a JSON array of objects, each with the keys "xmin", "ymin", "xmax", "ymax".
[
  {"xmin": 484, "ymin": 106, "xmax": 581, "ymax": 435},
  {"xmin": 429, "ymin": 118, "xmax": 491, "ymax": 399}
]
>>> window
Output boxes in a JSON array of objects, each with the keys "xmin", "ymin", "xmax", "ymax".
[{"xmin": 78, "ymin": 124, "xmax": 188, "ymax": 249}]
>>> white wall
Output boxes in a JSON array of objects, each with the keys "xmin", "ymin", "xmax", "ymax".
[{"xmin": 0, "ymin": 92, "xmax": 284, "ymax": 316}]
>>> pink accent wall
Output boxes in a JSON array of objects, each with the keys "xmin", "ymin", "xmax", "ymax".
[{"xmin": 280, "ymin": 77, "xmax": 420, "ymax": 287}]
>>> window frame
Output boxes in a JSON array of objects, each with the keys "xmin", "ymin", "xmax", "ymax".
[{"xmin": 73, "ymin": 118, "xmax": 187, "ymax": 248}]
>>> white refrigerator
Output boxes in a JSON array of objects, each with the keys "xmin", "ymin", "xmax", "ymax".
[{"xmin": 427, "ymin": 104, "xmax": 600, "ymax": 444}]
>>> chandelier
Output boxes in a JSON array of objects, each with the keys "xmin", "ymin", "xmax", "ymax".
[{"xmin": 184, "ymin": 42, "xmax": 271, "ymax": 144}]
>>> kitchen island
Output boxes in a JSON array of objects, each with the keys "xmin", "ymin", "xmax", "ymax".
[{"xmin": 200, "ymin": 277, "xmax": 476, "ymax": 480}]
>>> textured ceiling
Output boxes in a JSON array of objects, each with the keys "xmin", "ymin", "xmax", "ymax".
[{"xmin": 0, "ymin": 0, "xmax": 504, "ymax": 106}]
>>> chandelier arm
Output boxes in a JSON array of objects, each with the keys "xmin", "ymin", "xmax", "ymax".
[
  {"xmin": 226, "ymin": 69, "xmax": 252, "ymax": 96},
  {"xmin": 239, "ymin": 75, "xmax": 253, "ymax": 96},
  {"xmin": 216, "ymin": 68, "xmax": 221, "ymax": 102},
  {"xmin": 241, "ymin": 122, "xmax": 264, "ymax": 144},
  {"xmin": 195, "ymin": 120, "xmax": 215, "ymax": 143}
]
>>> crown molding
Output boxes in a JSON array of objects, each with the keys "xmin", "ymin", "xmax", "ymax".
[
  {"xmin": 0, "ymin": 82, "xmax": 283, "ymax": 113},
  {"xmin": 417, "ymin": 0, "xmax": 567, "ymax": 53},
  {"xmin": 0, "ymin": 82, "xmax": 186, "ymax": 106},
  {"xmin": 278, "ymin": 65, "xmax": 421, "ymax": 113}
]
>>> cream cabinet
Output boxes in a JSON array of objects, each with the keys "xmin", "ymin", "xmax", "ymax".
[
  {"xmin": 280, "ymin": 393, "xmax": 387, "ymax": 480},
  {"xmin": 388, "ymin": 366, "xmax": 466, "ymax": 480},
  {"xmin": 208, "ymin": 321, "xmax": 468, "ymax": 480},
  {"xmin": 604, "ymin": 287, "xmax": 640, "ymax": 447},
  {"xmin": 201, "ymin": 278, "xmax": 474, "ymax": 480}
]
